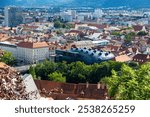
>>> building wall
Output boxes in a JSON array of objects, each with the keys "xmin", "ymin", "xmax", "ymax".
[
  {"xmin": 72, "ymin": 41, "xmax": 94, "ymax": 48},
  {"xmin": 17, "ymin": 47, "xmax": 49, "ymax": 64},
  {"xmin": 17, "ymin": 47, "xmax": 33, "ymax": 63},
  {"xmin": 49, "ymin": 50, "xmax": 56, "ymax": 62},
  {"xmin": 0, "ymin": 43, "xmax": 17, "ymax": 58},
  {"xmin": 0, "ymin": 42, "xmax": 50, "ymax": 64},
  {"xmin": 4, "ymin": 6, "xmax": 23, "ymax": 27}
]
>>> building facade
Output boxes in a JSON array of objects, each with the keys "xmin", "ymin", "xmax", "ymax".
[
  {"xmin": 0, "ymin": 41, "xmax": 18, "ymax": 57},
  {"xmin": 56, "ymin": 47, "xmax": 115, "ymax": 64},
  {"xmin": 17, "ymin": 42, "xmax": 49, "ymax": 64},
  {"xmin": 4, "ymin": 6, "xmax": 23, "ymax": 27}
]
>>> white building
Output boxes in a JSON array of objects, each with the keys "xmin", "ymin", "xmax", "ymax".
[
  {"xmin": 60, "ymin": 10, "xmax": 74, "ymax": 22},
  {"xmin": 77, "ymin": 15, "xmax": 85, "ymax": 22},
  {"xmin": 0, "ymin": 41, "xmax": 18, "ymax": 57},
  {"xmin": 0, "ymin": 40, "xmax": 56, "ymax": 64},
  {"xmin": 71, "ymin": 40, "xmax": 94, "ymax": 48},
  {"xmin": 17, "ymin": 41, "xmax": 49, "ymax": 64},
  {"xmin": 61, "ymin": 14, "xmax": 73, "ymax": 22},
  {"xmin": 93, "ymin": 9, "xmax": 103, "ymax": 18}
]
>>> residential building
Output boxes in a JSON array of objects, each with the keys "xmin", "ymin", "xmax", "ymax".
[
  {"xmin": 62, "ymin": 14, "xmax": 73, "ymax": 22},
  {"xmin": 0, "ymin": 41, "xmax": 18, "ymax": 58},
  {"xmin": 132, "ymin": 54, "xmax": 150, "ymax": 64},
  {"xmin": 17, "ymin": 41, "xmax": 49, "ymax": 64},
  {"xmin": 113, "ymin": 55, "xmax": 132, "ymax": 62},
  {"xmin": 93, "ymin": 9, "xmax": 103, "ymax": 18},
  {"xmin": 71, "ymin": 40, "xmax": 94, "ymax": 48}
]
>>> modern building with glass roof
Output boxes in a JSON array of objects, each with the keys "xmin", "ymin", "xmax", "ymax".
[{"xmin": 56, "ymin": 47, "xmax": 115, "ymax": 64}]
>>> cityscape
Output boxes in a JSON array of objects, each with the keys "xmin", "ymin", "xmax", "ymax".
[{"xmin": 0, "ymin": 0, "xmax": 150, "ymax": 100}]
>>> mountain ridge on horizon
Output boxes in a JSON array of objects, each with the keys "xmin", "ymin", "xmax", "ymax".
[{"xmin": 1, "ymin": 0, "xmax": 150, "ymax": 8}]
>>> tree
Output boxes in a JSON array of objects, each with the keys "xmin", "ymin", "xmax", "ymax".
[
  {"xmin": 126, "ymin": 61, "xmax": 139, "ymax": 69},
  {"xmin": 66, "ymin": 61, "xmax": 90, "ymax": 83},
  {"xmin": 35, "ymin": 60, "xmax": 57, "ymax": 80},
  {"xmin": 48, "ymin": 72, "xmax": 66, "ymax": 83},
  {"xmin": 102, "ymin": 63, "xmax": 150, "ymax": 100},
  {"xmin": 0, "ymin": 51, "xmax": 15, "ymax": 65},
  {"xmin": 111, "ymin": 31, "xmax": 121, "ymax": 36},
  {"xmin": 56, "ymin": 30, "xmax": 63, "ymax": 35},
  {"xmin": 56, "ymin": 61, "xmax": 68, "ymax": 75},
  {"xmin": 65, "ymin": 23, "xmax": 74, "ymax": 29},
  {"xmin": 54, "ymin": 20, "xmax": 62, "ymax": 28},
  {"xmin": 89, "ymin": 61, "xmax": 123, "ymax": 83},
  {"xmin": 124, "ymin": 32, "xmax": 135, "ymax": 44},
  {"xmin": 137, "ymin": 31, "xmax": 148, "ymax": 36},
  {"xmin": 29, "ymin": 66, "xmax": 36, "ymax": 79},
  {"xmin": 54, "ymin": 19, "xmax": 74, "ymax": 29}
]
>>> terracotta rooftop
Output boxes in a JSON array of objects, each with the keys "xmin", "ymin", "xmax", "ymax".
[
  {"xmin": 113, "ymin": 55, "xmax": 132, "ymax": 62},
  {"xmin": 0, "ymin": 62, "xmax": 7, "ymax": 68},
  {"xmin": 133, "ymin": 25, "xmax": 143, "ymax": 32},
  {"xmin": 23, "ymin": 25, "xmax": 38, "ymax": 29},
  {"xmin": 0, "ymin": 34, "xmax": 9, "ymax": 41},
  {"xmin": 88, "ymin": 24, "xmax": 107, "ymax": 29},
  {"xmin": 103, "ymin": 45, "xmax": 121, "ymax": 52},
  {"xmin": 0, "ymin": 63, "xmax": 29, "ymax": 100},
  {"xmin": 35, "ymin": 80, "xmax": 108, "ymax": 100},
  {"xmin": 17, "ymin": 41, "xmax": 49, "ymax": 49},
  {"xmin": 133, "ymin": 54, "xmax": 150, "ymax": 64},
  {"xmin": 69, "ymin": 30, "xmax": 82, "ymax": 34}
]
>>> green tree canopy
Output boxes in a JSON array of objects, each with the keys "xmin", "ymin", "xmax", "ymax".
[
  {"xmin": 48, "ymin": 72, "xmax": 66, "ymax": 83},
  {"xmin": 102, "ymin": 63, "xmax": 150, "ymax": 100},
  {"xmin": 137, "ymin": 31, "xmax": 148, "ymax": 36},
  {"xmin": 66, "ymin": 61, "xmax": 91, "ymax": 83},
  {"xmin": 54, "ymin": 20, "xmax": 63, "ymax": 28},
  {"xmin": 54, "ymin": 19, "xmax": 74, "ymax": 29},
  {"xmin": 111, "ymin": 31, "xmax": 121, "ymax": 36},
  {"xmin": 32, "ymin": 60, "xmax": 123, "ymax": 83},
  {"xmin": 35, "ymin": 60, "xmax": 57, "ymax": 80},
  {"xmin": 29, "ymin": 66, "xmax": 36, "ymax": 79},
  {"xmin": 0, "ymin": 51, "xmax": 15, "ymax": 65}
]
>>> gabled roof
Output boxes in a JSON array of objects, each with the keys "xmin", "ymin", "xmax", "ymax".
[
  {"xmin": 133, "ymin": 25, "xmax": 143, "ymax": 31},
  {"xmin": 133, "ymin": 54, "xmax": 150, "ymax": 64}
]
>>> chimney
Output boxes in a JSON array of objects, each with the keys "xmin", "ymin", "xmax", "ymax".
[
  {"xmin": 101, "ymin": 84, "xmax": 105, "ymax": 89},
  {"xmin": 97, "ymin": 82, "xmax": 101, "ymax": 89},
  {"xmin": 86, "ymin": 82, "xmax": 89, "ymax": 88},
  {"xmin": 147, "ymin": 55, "xmax": 150, "ymax": 59}
]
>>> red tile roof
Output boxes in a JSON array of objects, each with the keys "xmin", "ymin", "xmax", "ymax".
[
  {"xmin": 88, "ymin": 24, "xmax": 107, "ymax": 29},
  {"xmin": 0, "ymin": 62, "xmax": 7, "ymax": 69},
  {"xmin": 69, "ymin": 30, "xmax": 82, "ymax": 34},
  {"xmin": 35, "ymin": 80, "xmax": 108, "ymax": 100},
  {"xmin": 113, "ymin": 55, "xmax": 132, "ymax": 62},
  {"xmin": 17, "ymin": 41, "xmax": 49, "ymax": 49},
  {"xmin": 133, "ymin": 25, "xmax": 143, "ymax": 31},
  {"xmin": 133, "ymin": 54, "xmax": 150, "ymax": 64}
]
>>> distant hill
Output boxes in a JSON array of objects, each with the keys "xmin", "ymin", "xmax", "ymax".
[{"xmin": 1, "ymin": 0, "xmax": 150, "ymax": 8}]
